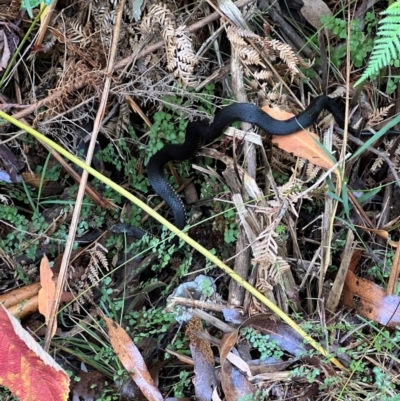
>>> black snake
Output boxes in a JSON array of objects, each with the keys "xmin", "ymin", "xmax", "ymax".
[{"xmin": 146, "ymin": 95, "xmax": 353, "ymax": 231}]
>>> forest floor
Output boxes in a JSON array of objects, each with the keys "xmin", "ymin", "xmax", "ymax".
[{"xmin": 0, "ymin": 0, "xmax": 400, "ymax": 400}]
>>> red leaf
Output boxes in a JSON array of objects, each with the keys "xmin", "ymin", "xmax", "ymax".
[{"xmin": 0, "ymin": 305, "xmax": 70, "ymax": 401}]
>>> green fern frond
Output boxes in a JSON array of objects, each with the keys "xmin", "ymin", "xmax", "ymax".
[{"xmin": 355, "ymin": 1, "xmax": 400, "ymax": 86}]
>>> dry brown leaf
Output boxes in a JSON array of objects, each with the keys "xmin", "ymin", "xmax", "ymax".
[
  {"xmin": 186, "ymin": 317, "xmax": 217, "ymax": 401},
  {"xmin": 265, "ymin": 105, "xmax": 335, "ymax": 171},
  {"xmin": 0, "ymin": 143, "xmax": 21, "ymax": 182},
  {"xmin": 300, "ymin": 0, "xmax": 332, "ymax": 29},
  {"xmin": 243, "ymin": 315, "xmax": 308, "ymax": 357},
  {"xmin": 22, "ymin": 172, "xmax": 49, "ymax": 188},
  {"xmin": 239, "ymin": 314, "xmax": 331, "ymax": 374},
  {"xmin": 104, "ymin": 317, "xmax": 163, "ymax": 401},
  {"xmin": 38, "ymin": 255, "xmax": 56, "ymax": 333},
  {"xmin": 0, "ymin": 30, "xmax": 10, "ymax": 71},
  {"xmin": 21, "ymin": 172, "xmax": 64, "ymax": 195},
  {"xmin": 220, "ymin": 331, "xmax": 254, "ymax": 401},
  {"xmin": 343, "ymin": 270, "xmax": 400, "ymax": 326},
  {"xmin": 354, "ymin": 225, "xmax": 398, "ymax": 248}
]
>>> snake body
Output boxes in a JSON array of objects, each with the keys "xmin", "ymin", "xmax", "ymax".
[{"xmin": 147, "ymin": 95, "xmax": 352, "ymax": 230}]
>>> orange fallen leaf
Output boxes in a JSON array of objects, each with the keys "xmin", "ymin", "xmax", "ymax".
[
  {"xmin": 38, "ymin": 255, "xmax": 56, "ymax": 336},
  {"xmin": 104, "ymin": 317, "xmax": 163, "ymax": 401},
  {"xmin": 21, "ymin": 172, "xmax": 64, "ymax": 196},
  {"xmin": 263, "ymin": 105, "xmax": 336, "ymax": 171},
  {"xmin": 22, "ymin": 172, "xmax": 49, "ymax": 188},
  {"xmin": 354, "ymin": 225, "xmax": 398, "ymax": 248},
  {"xmin": 343, "ymin": 270, "xmax": 400, "ymax": 326}
]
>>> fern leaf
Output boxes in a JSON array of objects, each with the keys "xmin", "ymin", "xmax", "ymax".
[
  {"xmin": 356, "ymin": 1, "xmax": 400, "ymax": 86},
  {"xmin": 381, "ymin": 2, "xmax": 400, "ymax": 15}
]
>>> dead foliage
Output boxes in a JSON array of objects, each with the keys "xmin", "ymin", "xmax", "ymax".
[{"xmin": 0, "ymin": 0, "xmax": 400, "ymax": 400}]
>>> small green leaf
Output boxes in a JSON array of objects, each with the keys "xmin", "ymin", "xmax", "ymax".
[
  {"xmin": 327, "ymin": 191, "xmax": 342, "ymax": 203},
  {"xmin": 341, "ymin": 184, "xmax": 350, "ymax": 217},
  {"xmin": 22, "ymin": 0, "xmax": 54, "ymax": 18}
]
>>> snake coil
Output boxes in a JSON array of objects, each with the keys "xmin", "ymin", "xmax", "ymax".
[{"xmin": 147, "ymin": 95, "xmax": 353, "ymax": 231}]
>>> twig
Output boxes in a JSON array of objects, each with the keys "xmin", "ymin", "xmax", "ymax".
[
  {"xmin": 9, "ymin": 79, "xmax": 91, "ymax": 121},
  {"xmin": 34, "ymin": 1, "xmax": 58, "ymax": 48},
  {"xmin": 229, "ymin": 49, "xmax": 254, "ymax": 308}
]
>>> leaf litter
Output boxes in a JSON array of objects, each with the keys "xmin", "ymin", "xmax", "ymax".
[{"xmin": 0, "ymin": 0, "xmax": 400, "ymax": 400}]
